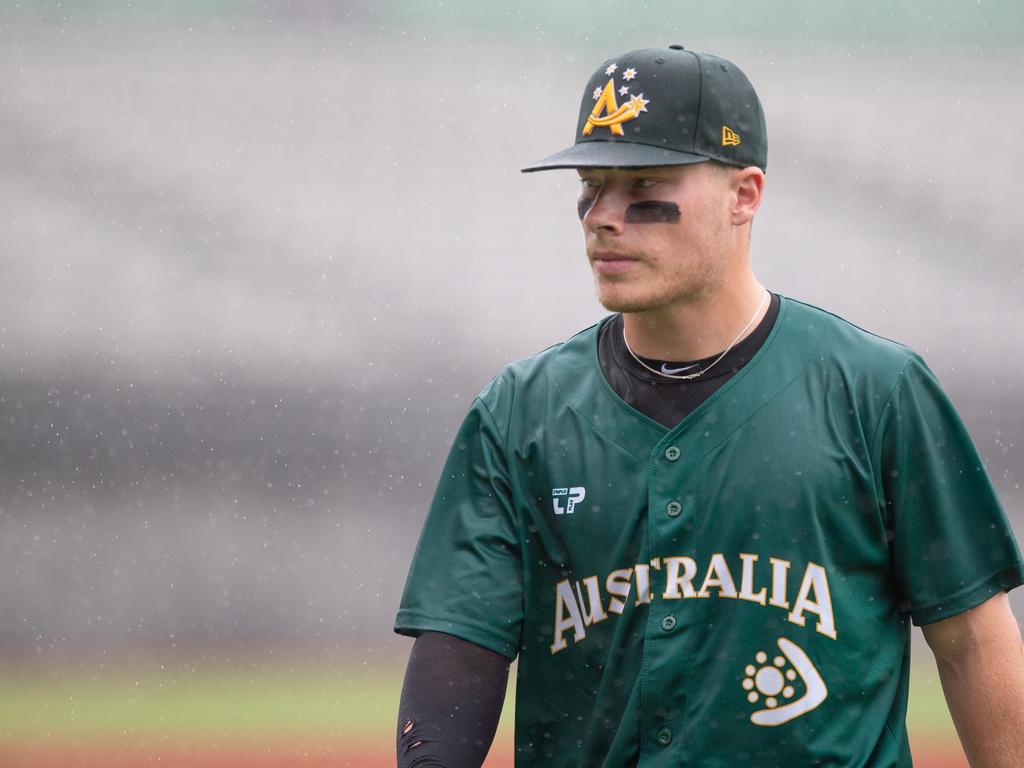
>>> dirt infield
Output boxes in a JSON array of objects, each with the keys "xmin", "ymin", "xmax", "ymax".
[{"xmin": 0, "ymin": 744, "xmax": 964, "ymax": 768}]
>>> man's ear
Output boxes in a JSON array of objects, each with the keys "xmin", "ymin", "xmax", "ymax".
[{"xmin": 732, "ymin": 166, "xmax": 765, "ymax": 226}]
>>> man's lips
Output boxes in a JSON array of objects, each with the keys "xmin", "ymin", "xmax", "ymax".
[{"xmin": 591, "ymin": 252, "xmax": 639, "ymax": 275}]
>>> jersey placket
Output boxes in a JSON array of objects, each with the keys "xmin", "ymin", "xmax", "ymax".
[{"xmin": 637, "ymin": 434, "xmax": 700, "ymax": 764}]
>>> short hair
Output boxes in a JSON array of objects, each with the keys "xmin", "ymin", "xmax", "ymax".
[{"xmin": 707, "ymin": 159, "xmax": 741, "ymax": 176}]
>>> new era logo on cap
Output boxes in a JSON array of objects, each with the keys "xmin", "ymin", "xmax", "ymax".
[{"xmin": 522, "ymin": 45, "xmax": 767, "ymax": 173}]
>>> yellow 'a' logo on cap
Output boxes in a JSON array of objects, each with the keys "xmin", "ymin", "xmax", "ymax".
[
  {"xmin": 722, "ymin": 125, "xmax": 741, "ymax": 146},
  {"xmin": 584, "ymin": 79, "xmax": 650, "ymax": 136}
]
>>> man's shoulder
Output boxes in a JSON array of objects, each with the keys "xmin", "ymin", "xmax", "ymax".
[
  {"xmin": 476, "ymin": 319, "xmax": 607, "ymax": 419},
  {"xmin": 778, "ymin": 295, "xmax": 921, "ymax": 376},
  {"xmin": 504, "ymin": 319, "xmax": 606, "ymax": 378}
]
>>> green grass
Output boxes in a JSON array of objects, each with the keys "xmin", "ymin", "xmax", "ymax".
[
  {"xmin": 906, "ymin": 659, "xmax": 957, "ymax": 742},
  {"xmin": 0, "ymin": 662, "xmax": 405, "ymax": 744}
]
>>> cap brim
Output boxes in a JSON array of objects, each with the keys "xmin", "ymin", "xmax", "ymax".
[{"xmin": 521, "ymin": 141, "xmax": 709, "ymax": 173}]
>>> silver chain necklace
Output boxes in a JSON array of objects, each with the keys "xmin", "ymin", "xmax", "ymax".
[{"xmin": 622, "ymin": 289, "xmax": 770, "ymax": 381}]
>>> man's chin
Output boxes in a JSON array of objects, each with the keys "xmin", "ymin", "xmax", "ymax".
[{"xmin": 595, "ymin": 291, "xmax": 655, "ymax": 314}]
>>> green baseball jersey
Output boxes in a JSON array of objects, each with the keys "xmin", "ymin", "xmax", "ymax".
[{"xmin": 395, "ymin": 296, "xmax": 1024, "ymax": 767}]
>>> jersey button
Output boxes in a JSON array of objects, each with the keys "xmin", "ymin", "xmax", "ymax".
[
  {"xmin": 666, "ymin": 500, "xmax": 682, "ymax": 517},
  {"xmin": 664, "ymin": 445, "xmax": 681, "ymax": 462},
  {"xmin": 661, "ymin": 615, "xmax": 677, "ymax": 632},
  {"xmin": 656, "ymin": 726, "xmax": 673, "ymax": 746}
]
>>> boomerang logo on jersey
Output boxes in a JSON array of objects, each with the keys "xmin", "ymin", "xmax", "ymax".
[
  {"xmin": 742, "ymin": 637, "xmax": 828, "ymax": 726},
  {"xmin": 583, "ymin": 63, "xmax": 650, "ymax": 136}
]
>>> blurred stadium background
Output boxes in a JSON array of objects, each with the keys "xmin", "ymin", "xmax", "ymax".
[{"xmin": 0, "ymin": 1, "xmax": 1021, "ymax": 765}]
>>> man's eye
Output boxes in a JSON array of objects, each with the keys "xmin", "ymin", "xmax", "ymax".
[
  {"xmin": 635, "ymin": 178, "xmax": 659, "ymax": 189},
  {"xmin": 579, "ymin": 178, "xmax": 600, "ymax": 190}
]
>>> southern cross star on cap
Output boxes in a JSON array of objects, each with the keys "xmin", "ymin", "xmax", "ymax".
[
  {"xmin": 605, "ymin": 63, "xmax": 618, "ymax": 75},
  {"xmin": 622, "ymin": 67, "xmax": 637, "ymax": 80},
  {"xmin": 592, "ymin": 86, "xmax": 603, "ymax": 100},
  {"xmin": 619, "ymin": 86, "xmax": 630, "ymax": 95},
  {"xmin": 629, "ymin": 94, "xmax": 650, "ymax": 113}
]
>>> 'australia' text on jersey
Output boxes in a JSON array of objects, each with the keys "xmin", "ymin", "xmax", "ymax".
[{"xmin": 551, "ymin": 552, "xmax": 835, "ymax": 653}]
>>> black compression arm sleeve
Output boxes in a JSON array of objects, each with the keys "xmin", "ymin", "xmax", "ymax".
[{"xmin": 396, "ymin": 631, "xmax": 511, "ymax": 768}]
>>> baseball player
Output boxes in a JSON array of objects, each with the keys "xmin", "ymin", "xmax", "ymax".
[{"xmin": 394, "ymin": 45, "xmax": 1024, "ymax": 767}]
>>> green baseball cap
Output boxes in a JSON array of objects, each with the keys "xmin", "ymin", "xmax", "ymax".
[{"xmin": 522, "ymin": 45, "xmax": 767, "ymax": 172}]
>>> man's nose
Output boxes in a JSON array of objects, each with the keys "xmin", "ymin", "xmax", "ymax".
[{"xmin": 580, "ymin": 187, "xmax": 625, "ymax": 234}]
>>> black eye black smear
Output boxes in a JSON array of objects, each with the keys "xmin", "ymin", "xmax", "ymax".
[
  {"xmin": 624, "ymin": 200, "xmax": 680, "ymax": 224},
  {"xmin": 577, "ymin": 192, "xmax": 597, "ymax": 221}
]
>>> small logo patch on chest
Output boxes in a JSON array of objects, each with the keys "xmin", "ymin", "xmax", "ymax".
[{"xmin": 552, "ymin": 487, "xmax": 586, "ymax": 515}]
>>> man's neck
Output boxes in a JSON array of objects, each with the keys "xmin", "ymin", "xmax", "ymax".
[{"xmin": 621, "ymin": 276, "xmax": 769, "ymax": 362}]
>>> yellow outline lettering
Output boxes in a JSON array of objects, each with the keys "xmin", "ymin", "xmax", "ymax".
[
  {"xmin": 768, "ymin": 557, "xmax": 791, "ymax": 609},
  {"xmin": 634, "ymin": 564, "xmax": 652, "ymax": 606},
  {"xmin": 662, "ymin": 556, "xmax": 697, "ymax": 599},
  {"xmin": 550, "ymin": 579, "xmax": 586, "ymax": 654},
  {"xmin": 575, "ymin": 575, "xmax": 608, "ymax": 626},
  {"xmin": 738, "ymin": 553, "xmax": 767, "ymax": 606},
  {"xmin": 788, "ymin": 562, "xmax": 837, "ymax": 639},
  {"xmin": 697, "ymin": 553, "xmax": 738, "ymax": 599},
  {"xmin": 606, "ymin": 568, "xmax": 633, "ymax": 615}
]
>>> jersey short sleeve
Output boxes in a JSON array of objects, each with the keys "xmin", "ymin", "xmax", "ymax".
[
  {"xmin": 394, "ymin": 379, "xmax": 523, "ymax": 659},
  {"xmin": 876, "ymin": 355, "xmax": 1024, "ymax": 625}
]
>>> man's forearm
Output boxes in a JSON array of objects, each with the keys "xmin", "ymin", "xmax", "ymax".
[
  {"xmin": 397, "ymin": 631, "xmax": 510, "ymax": 768},
  {"xmin": 924, "ymin": 593, "xmax": 1024, "ymax": 767}
]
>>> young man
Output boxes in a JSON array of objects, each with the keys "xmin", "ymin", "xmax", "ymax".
[{"xmin": 395, "ymin": 46, "xmax": 1024, "ymax": 767}]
